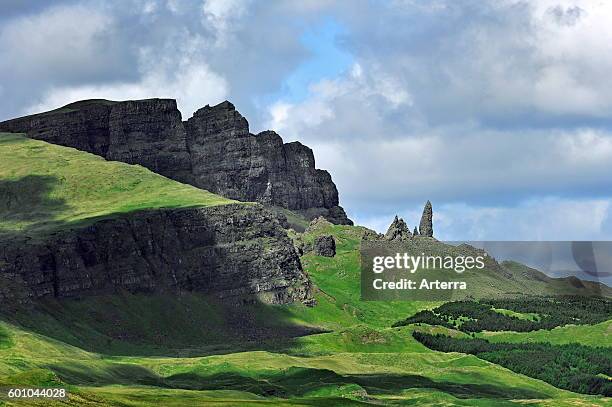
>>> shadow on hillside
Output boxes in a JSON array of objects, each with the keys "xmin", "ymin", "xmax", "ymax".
[
  {"xmin": 0, "ymin": 175, "xmax": 68, "ymax": 226},
  {"xmin": 0, "ymin": 178, "xmax": 323, "ymax": 357},
  {"xmin": 46, "ymin": 364, "xmax": 551, "ymax": 401},
  {"xmin": 164, "ymin": 367, "xmax": 551, "ymax": 400},
  {"xmin": 2, "ymin": 292, "xmax": 324, "ymax": 357}
]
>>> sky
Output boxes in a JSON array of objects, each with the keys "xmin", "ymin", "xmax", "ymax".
[{"xmin": 2, "ymin": 0, "xmax": 612, "ymax": 241}]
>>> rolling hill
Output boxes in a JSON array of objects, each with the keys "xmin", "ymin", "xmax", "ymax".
[
  {"xmin": 0, "ymin": 131, "xmax": 610, "ymax": 405},
  {"xmin": 1, "ymin": 219, "xmax": 610, "ymax": 405}
]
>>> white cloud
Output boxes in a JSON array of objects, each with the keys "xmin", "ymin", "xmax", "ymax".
[
  {"xmin": 0, "ymin": 4, "xmax": 115, "ymax": 81},
  {"xmin": 255, "ymin": 1, "xmax": 612, "ymax": 240},
  {"xmin": 436, "ymin": 198, "xmax": 611, "ymax": 241},
  {"xmin": 264, "ymin": 57, "xmax": 612, "ymax": 241},
  {"xmin": 27, "ymin": 57, "xmax": 228, "ymax": 118},
  {"xmin": 331, "ymin": 0, "xmax": 612, "ymax": 123},
  {"xmin": 266, "ymin": 62, "xmax": 413, "ymax": 140},
  {"xmin": 201, "ymin": 0, "xmax": 251, "ymax": 46}
]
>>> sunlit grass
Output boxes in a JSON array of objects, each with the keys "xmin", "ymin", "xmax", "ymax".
[{"xmin": 0, "ymin": 133, "xmax": 236, "ymax": 236}]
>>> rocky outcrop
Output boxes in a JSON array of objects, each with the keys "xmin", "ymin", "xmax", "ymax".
[
  {"xmin": 314, "ymin": 235, "xmax": 336, "ymax": 257},
  {"xmin": 419, "ymin": 200, "xmax": 434, "ymax": 237},
  {"xmin": 0, "ymin": 99, "xmax": 193, "ymax": 184},
  {"xmin": 0, "ymin": 204, "xmax": 312, "ymax": 305},
  {"xmin": 0, "ymin": 99, "xmax": 352, "ymax": 225},
  {"xmin": 305, "ymin": 216, "xmax": 333, "ymax": 233},
  {"xmin": 185, "ymin": 102, "xmax": 351, "ymax": 224},
  {"xmin": 385, "ymin": 216, "xmax": 412, "ymax": 240},
  {"xmin": 382, "ymin": 203, "xmax": 434, "ymax": 241},
  {"xmin": 362, "ymin": 229, "xmax": 383, "ymax": 241}
]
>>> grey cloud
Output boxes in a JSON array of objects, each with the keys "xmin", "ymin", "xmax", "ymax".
[
  {"xmin": 330, "ymin": 1, "xmax": 612, "ymax": 125},
  {"xmin": 3, "ymin": 0, "xmax": 612, "ymax": 241},
  {"xmin": 0, "ymin": 0, "xmax": 318, "ymax": 120},
  {"xmin": 547, "ymin": 5, "xmax": 584, "ymax": 26},
  {"xmin": 260, "ymin": 0, "xmax": 612, "ymax": 241}
]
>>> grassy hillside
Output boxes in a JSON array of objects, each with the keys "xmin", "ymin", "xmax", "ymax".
[
  {"xmin": 1, "ymin": 138, "xmax": 611, "ymax": 404},
  {"xmin": 3, "ymin": 216, "xmax": 610, "ymax": 405},
  {"xmin": 480, "ymin": 320, "xmax": 611, "ymax": 347},
  {"xmin": 1, "ymin": 315, "xmax": 608, "ymax": 406},
  {"xmin": 0, "ymin": 133, "xmax": 234, "ymax": 237}
]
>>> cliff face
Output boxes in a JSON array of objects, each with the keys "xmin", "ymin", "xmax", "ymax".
[
  {"xmin": 185, "ymin": 102, "xmax": 349, "ymax": 223},
  {"xmin": 0, "ymin": 204, "xmax": 312, "ymax": 305},
  {"xmin": 0, "ymin": 100, "xmax": 193, "ymax": 184},
  {"xmin": 0, "ymin": 99, "xmax": 352, "ymax": 225}
]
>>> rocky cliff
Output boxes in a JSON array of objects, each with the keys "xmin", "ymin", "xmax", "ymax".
[
  {"xmin": 0, "ymin": 99, "xmax": 352, "ymax": 225},
  {"xmin": 0, "ymin": 204, "xmax": 312, "ymax": 305}
]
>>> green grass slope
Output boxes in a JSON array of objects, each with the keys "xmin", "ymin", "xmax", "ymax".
[
  {"xmin": 0, "ymin": 133, "xmax": 235, "ymax": 237},
  {"xmin": 1, "ymin": 319, "xmax": 607, "ymax": 406},
  {"xmin": 480, "ymin": 319, "xmax": 611, "ymax": 347},
  {"xmin": 1, "ymin": 142, "xmax": 611, "ymax": 405},
  {"xmin": 0, "ymin": 217, "xmax": 609, "ymax": 406}
]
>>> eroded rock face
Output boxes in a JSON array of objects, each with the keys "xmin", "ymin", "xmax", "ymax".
[
  {"xmin": 314, "ymin": 235, "xmax": 336, "ymax": 257},
  {"xmin": 185, "ymin": 102, "xmax": 350, "ymax": 223},
  {"xmin": 362, "ymin": 229, "xmax": 383, "ymax": 241},
  {"xmin": 419, "ymin": 200, "xmax": 434, "ymax": 237},
  {"xmin": 0, "ymin": 99, "xmax": 193, "ymax": 184},
  {"xmin": 0, "ymin": 204, "xmax": 312, "ymax": 305},
  {"xmin": 107, "ymin": 100, "xmax": 193, "ymax": 183},
  {"xmin": 385, "ymin": 216, "xmax": 412, "ymax": 241},
  {"xmin": 0, "ymin": 99, "xmax": 352, "ymax": 225},
  {"xmin": 305, "ymin": 216, "xmax": 333, "ymax": 233}
]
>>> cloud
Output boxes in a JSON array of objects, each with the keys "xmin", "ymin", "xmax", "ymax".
[
  {"xmin": 266, "ymin": 63, "xmax": 414, "ymax": 142},
  {"xmin": 357, "ymin": 197, "xmax": 611, "ymax": 241},
  {"xmin": 0, "ymin": 0, "xmax": 313, "ymax": 121},
  {"xmin": 3, "ymin": 0, "xmax": 612, "ymax": 241},
  {"xmin": 332, "ymin": 0, "xmax": 612, "ymax": 125},
  {"xmin": 201, "ymin": 0, "xmax": 252, "ymax": 46},
  {"xmin": 265, "ymin": 60, "xmax": 612, "ymax": 210},
  {"xmin": 438, "ymin": 198, "xmax": 611, "ymax": 241},
  {"xmin": 258, "ymin": 1, "xmax": 612, "ymax": 240},
  {"xmin": 27, "ymin": 57, "xmax": 228, "ymax": 118},
  {"xmin": 0, "ymin": 4, "xmax": 132, "ymax": 84}
]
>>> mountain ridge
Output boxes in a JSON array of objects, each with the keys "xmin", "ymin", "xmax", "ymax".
[{"xmin": 0, "ymin": 98, "xmax": 353, "ymax": 225}]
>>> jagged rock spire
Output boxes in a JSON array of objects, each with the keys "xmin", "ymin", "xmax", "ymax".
[
  {"xmin": 413, "ymin": 226, "xmax": 419, "ymax": 236},
  {"xmin": 419, "ymin": 200, "xmax": 433, "ymax": 237},
  {"xmin": 385, "ymin": 215, "xmax": 412, "ymax": 240}
]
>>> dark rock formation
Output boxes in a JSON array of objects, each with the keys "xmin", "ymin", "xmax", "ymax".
[
  {"xmin": 413, "ymin": 226, "xmax": 419, "ymax": 236},
  {"xmin": 385, "ymin": 216, "xmax": 412, "ymax": 240},
  {"xmin": 0, "ymin": 99, "xmax": 193, "ymax": 184},
  {"xmin": 419, "ymin": 200, "xmax": 434, "ymax": 237},
  {"xmin": 314, "ymin": 235, "xmax": 336, "ymax": 257},
  {"xmin": 185, "ymin": 102, "xmax": 351, "ymax": 224},
  {"xmin": 0, "ymin": 204, "xmax": 312, "ymax": 305},
  {"xmin": 362, "ymin": 229, "xmax": 383, "ymax": 241},
  {"xmin": 0, "ymin": 99, "xmax": 352, "ymax": 225},
  {"xmin": 305, "ymin": 216, "xmax": 333, "ymax": 233}
]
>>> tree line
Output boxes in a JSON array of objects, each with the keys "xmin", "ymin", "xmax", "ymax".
[
  {"xmin": 394, "ymin": 296, "xmax": 611, "ymax": 333},
  {"xmin": 413, "ymin": 332, "xmax": 612, "ymax": 396}
]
